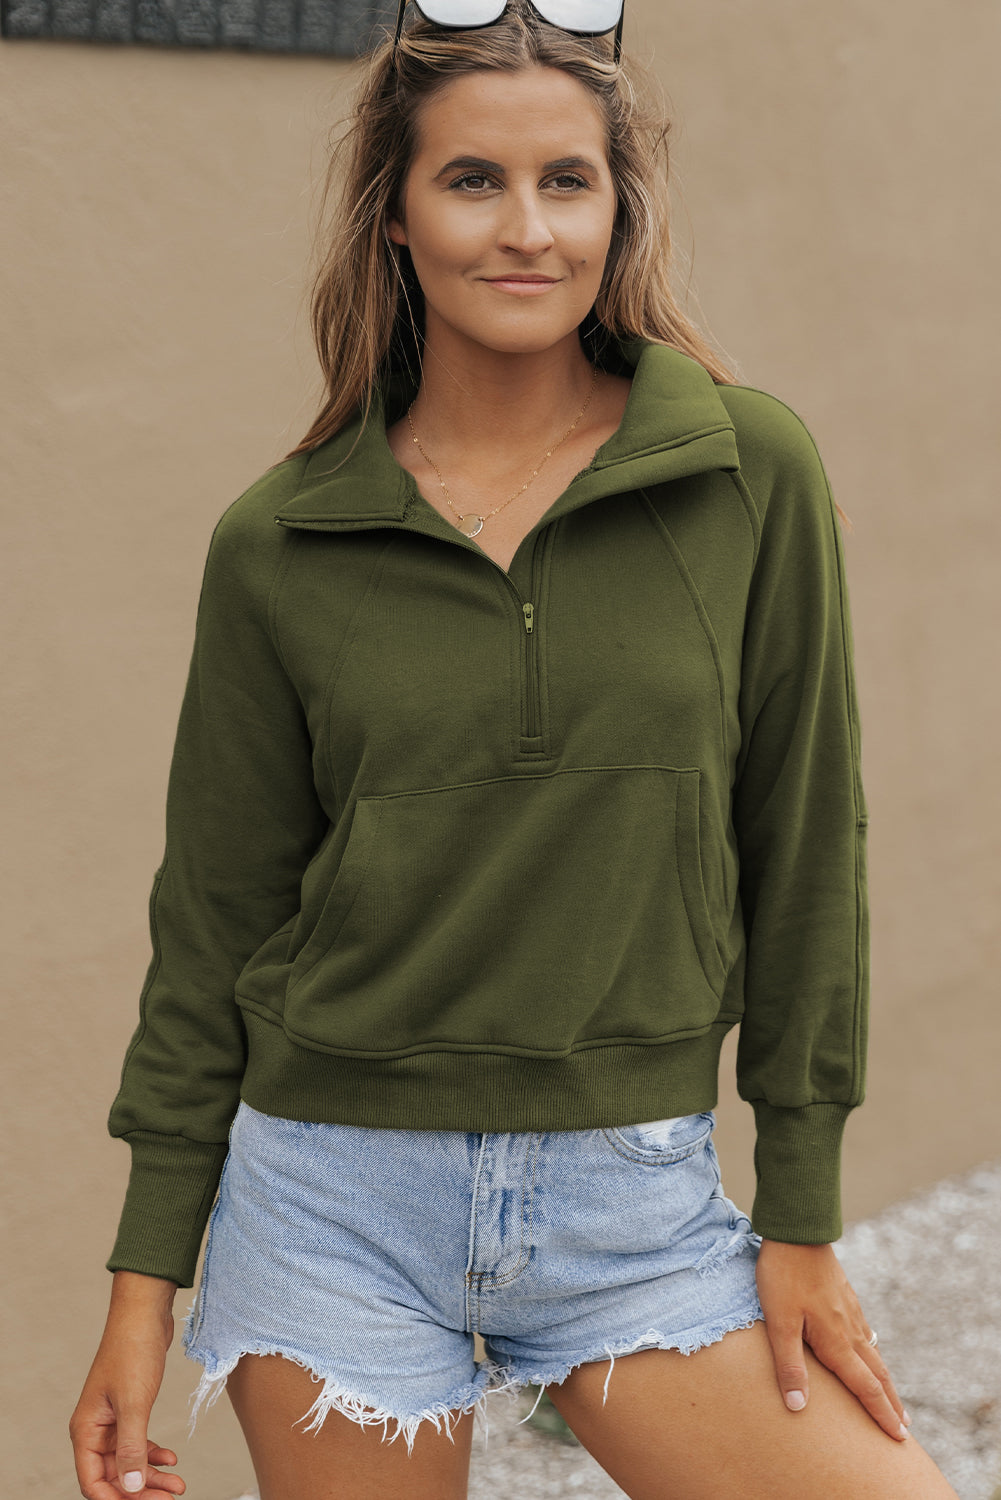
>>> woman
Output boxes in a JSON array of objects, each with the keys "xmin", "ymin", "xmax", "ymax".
[{"xmin": 70, "ymin": 3, "xmax": 959, "ymax": 1497}]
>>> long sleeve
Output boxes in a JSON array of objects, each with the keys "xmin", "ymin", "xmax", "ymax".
[
  {"xmin": 730, "ymin": 394, "xmax": 869, "ymax": 1244},
  {"xmin": 107, "ymin": 484, "xmax": 327, "ymax": 1286}
]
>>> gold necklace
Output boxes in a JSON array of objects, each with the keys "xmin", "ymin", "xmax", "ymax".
[{"xmin": 406, "ymin": 365, "xmax": 598, "ymax": 539}]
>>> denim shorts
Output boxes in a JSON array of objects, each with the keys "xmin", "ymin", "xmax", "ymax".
[{"xmin": 183, "ymin": 1101, "xmax": 763, "ymax": 1453}]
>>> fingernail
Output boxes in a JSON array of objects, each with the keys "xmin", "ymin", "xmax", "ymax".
[
  {"xmin": 785, "ymin": 1390, "xmax": 807, "ymax": 1411},
  {"xmin": 903, "ymin": 1409, "xmax": 913, "ymax": 1427},
  {"xmin": 898, "ymin": 1423, "xmax": 910, "ymax": 1440},
  {"xmin": 123, "ymin": 1475, "xmax": 144, "ymax": 1494}
]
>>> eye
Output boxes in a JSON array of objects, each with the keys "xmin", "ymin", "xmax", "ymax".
[
  {"xmin": 546, "ymin": 172, "xmax": 590, "ymax": 194},
  {"xmin": 448, "ymin": 171, "xmax": 496, "ymax": 193}
]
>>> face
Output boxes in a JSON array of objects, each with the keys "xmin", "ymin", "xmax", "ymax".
[{"xmin": 387, "ymin": 66, "xmax": 617, "ymax": 362}]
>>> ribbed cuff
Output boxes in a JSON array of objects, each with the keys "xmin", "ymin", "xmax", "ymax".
[
  {"xmin": 106, "ymin": 1132, "xmax": 230, "ymax": 1288},
  {"xmin": 750, "ymin": 1101, "xmax": 852, "ymax": 1244}
]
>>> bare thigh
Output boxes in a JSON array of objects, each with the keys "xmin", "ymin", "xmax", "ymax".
[
  {"xmin": 226, "ymin": 1353, "xmax": 474, "ymax": 1500},
  {"xmin": 545, "ymin": 1323, "xmax": 959, "ymax": 1500}
]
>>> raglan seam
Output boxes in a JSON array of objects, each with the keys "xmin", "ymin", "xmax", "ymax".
[
  {"xmin": 638, "ymin": 489, "xmax": 729, "ymax": 767},
  {"xmin": 267, "ymin": 527, "xmax": 305, "ymax": 680},
  {"xmin": 317, "ymin": 537, "xmax": 397, "ymax": 817},
  {"xmin": 728, "ymin": 471, "xmax": 762, "ymax": 558}
]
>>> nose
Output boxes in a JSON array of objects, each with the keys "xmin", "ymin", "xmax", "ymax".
[{"xmin": 498, "ymin": 188, "xmax": 556, "ymax": 258}]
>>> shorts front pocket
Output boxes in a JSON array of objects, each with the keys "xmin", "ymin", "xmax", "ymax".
[
  {"xmin": 603, "ymin": 1111, "xmax": 715, "ymax": 1165},
  {"xmin": 281, "ymin": 765, "xmax": 730, "ymax": 1057}
]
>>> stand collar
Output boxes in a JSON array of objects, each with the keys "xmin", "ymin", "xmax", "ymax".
[{"xmin": 274, "ymin": 340, "xmax": 739, "ymax": 531}]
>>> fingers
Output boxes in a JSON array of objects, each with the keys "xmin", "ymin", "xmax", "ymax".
[
  {"xmin": 143, "ymin": 1447, "xmax": 186, "ymax": 1496},
  {"xmin": 77, "ymin": 1455, "xmax": 182, "ymax": 1500},
  {"xmin": 765, "ymin": 1316, "xmax": 910, "ymax": 1443},
  {"xmin": 115, "ymin": 1405, "xmax": 155, "ymax": 1493},
  {"xmin": 70, "ymin": 1409, "xmax": 125, "ymax": 1500},
  {"xmin": 74, "ymin": 1445, "xmax": 120, "ymax": 1500},
  {"xmin": 70, "ymin": 1398, "xmax": 160, "ymax": 1498},
  {"xmin": 141, "ymin": 1468, "xmax": 187, "ymax": 1496},
  {"xmin": 92, "ymin": 1447, "xmax": 185, "ymax": 1499},
  {"xmin": 764, "ymin": 1320, "xmax": 810, "ymax": 1414},
  {"xmin": 811, "ymin": 1332, "xmax": 910, "ymax": 1442},
  {"xmin": 754, "ymin": 1242, "xmax": 913, "ymax": 1445},
  {"xmin": 842, "ymin": 1347, "xmax": 909, "ymax": 1441},
  {"xmin": 857, "ymin": 1337, "xmax": 911, "ymax": 1432}
]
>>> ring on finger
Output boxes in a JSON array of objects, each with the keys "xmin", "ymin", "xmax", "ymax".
[{"xmin": 867, "ymin": 1330, "xmax": 879, "ymax": 1348}]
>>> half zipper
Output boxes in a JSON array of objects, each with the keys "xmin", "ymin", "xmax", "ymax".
[
  {"xmin": 522, "ymin": 601, "xmax": 539, "ymax": 741},
  {"xmin": 404, "ymin": 509, "xmax": 546, "ymax": 750},
  {"xmin": 277, "ymin": 505, "xmax": 550, "ymax": 755},
  {"xmin": 515, "ymin": 532, "xmax": 547, "ymax": 753},
  {"xmin": 435, "ymin": 520, "xmax": 545, "ymax": 748}
]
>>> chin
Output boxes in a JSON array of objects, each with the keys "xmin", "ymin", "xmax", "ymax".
[
  {"xmin": 465, "ymin": 318, "xmax": 592, "ymax": 358},
  {"xmin": 482, "ymin": 333, "xmax": 575, "ymax": 356}
]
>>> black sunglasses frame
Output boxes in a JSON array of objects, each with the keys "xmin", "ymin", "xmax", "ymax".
[{"xmin": 393, "ymin": 0, "xmax": 624, "ymax": 64}]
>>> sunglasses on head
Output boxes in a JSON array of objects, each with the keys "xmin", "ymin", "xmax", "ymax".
[{"xmin": 393, "ymin": 0, "xmax": 625, "ymax": 63}]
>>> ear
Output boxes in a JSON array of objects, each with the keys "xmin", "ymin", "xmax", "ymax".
[{"xmin": 386, "ymin": 217, "xmax": 408, "ymax": 247}]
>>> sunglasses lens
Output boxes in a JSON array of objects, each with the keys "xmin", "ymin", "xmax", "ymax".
[
  {"xmin": 533, "ymin": 0, "xmax": 623, "ymax": 31},
  {"xmin": 412, "ymin": 0, "xmax": 507, "ymax": 24}
]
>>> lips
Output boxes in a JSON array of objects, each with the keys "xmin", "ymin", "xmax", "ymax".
[{"xmin": 481, "ymin": 274, "xmax": 562, "ymax": 296}]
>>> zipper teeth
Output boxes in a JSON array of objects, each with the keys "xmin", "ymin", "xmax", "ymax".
[
  {"xmin": 524, "ymin": 618, "xmax": 538, "ymax": 738},
  {"xmin": 523, "ymin": 536, "xmax": 545, "ymax": 741},
  {"xmin": 301, "ymin": 517, "xmax": 545, "ymax": 741}
]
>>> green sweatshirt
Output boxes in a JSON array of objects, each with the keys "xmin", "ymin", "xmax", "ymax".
[{"xmin": 107, "ymin": 341, "xmax": 869, "ymax": 1288}]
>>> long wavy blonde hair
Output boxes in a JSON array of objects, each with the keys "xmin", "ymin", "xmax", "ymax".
[{"xmin": 289, "ymin": 1, "xmax": 734, "ymax": 457}]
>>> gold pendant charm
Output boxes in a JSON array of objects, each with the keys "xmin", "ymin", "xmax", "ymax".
[{"xmin": 458, "ymin": 514, "xmax": 484, "ymax": 538}]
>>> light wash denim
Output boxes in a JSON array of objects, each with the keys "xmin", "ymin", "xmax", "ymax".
[{"xmin": 184, "ymin": 1102, "xmax": 763, "ymax": 1453}]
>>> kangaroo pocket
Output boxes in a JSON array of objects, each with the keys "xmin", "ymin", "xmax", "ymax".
[{"xmin": 278, "ymin": 765, "xmax": 729, "ymax": 1057}]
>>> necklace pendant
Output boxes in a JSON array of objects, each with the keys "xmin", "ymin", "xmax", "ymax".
[{"xmin": 458, "ymin": 513, "xmax": 484, "ymax": 538}]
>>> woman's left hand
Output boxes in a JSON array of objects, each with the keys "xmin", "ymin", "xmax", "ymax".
[{"xmin": 755, "ymin": 1238, "xmax": 911, "ymax": 1440}]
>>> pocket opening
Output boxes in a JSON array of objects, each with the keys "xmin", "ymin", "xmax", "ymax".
[
  {"xmin": 603, "ymin": 1111, "xmax": 714, "ymax": 1165},
  {"xmin": 271, "ymin": 766, "xmax": 729, "ymax": 1057}
]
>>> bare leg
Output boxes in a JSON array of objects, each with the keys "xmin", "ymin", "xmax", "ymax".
[
  {"xmin": 226, "ymin": 1353, "xmax": 474, "ymax": 1500},
  {"xmin": 545, "ymin": 1323, "xmax": 959, "ymax": 1500}
]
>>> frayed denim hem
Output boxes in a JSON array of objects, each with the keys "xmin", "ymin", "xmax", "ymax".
[
  {"xmin": 183, "ymin": 1341, "xmax": 523, "ymax": 1458},
  {"xmin": 506, "ymin": 1297, "xmax": 766, "ymax": 1408},
  {"xmin": 695, "ymin": 1220, "xmax": 760, "ymax": 1279},
  {"xmin": 182, "ymin": 1290, "xmax": 765, "ymax": 1457}
]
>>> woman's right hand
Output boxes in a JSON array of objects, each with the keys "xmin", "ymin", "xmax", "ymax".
[{"xmin": 70, "ymin": 1270, "xmax": 186, "ymax": 1499}]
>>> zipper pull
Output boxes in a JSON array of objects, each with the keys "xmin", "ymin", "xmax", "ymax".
[{"xmin": 523, "ymin": 603, "xmax": 535, "ymax": 634}]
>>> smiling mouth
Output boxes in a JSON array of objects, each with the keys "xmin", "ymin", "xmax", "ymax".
[{"xmin": 482, "ymin": 276, "xmax": 561, "ymax": 294}]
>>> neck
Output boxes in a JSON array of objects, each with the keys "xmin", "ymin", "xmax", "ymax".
[{"xmin": 407, "ymin": 331, "xmax": 598, "ymax": 460}]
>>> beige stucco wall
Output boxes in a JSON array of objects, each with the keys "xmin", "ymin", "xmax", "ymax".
[{"xmin": 2, "ymin": 4, "xmax": 998, "ymax": 1494}]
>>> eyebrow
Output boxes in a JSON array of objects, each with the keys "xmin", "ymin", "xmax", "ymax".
[{"xmin": 434, "ymin": 154, "xmax": 601, "ymax": 179}]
